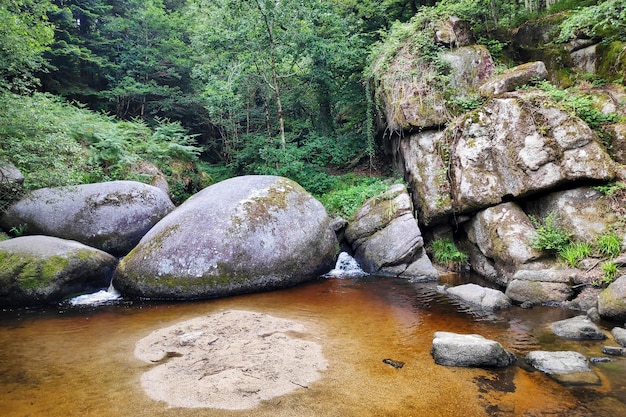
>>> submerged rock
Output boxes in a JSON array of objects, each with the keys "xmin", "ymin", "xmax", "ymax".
[
  {"xmin": 525, "ymin": 351, "xmax": 601, "ymax": 386},
  {"xmin": 113, "ymin": 176, "xmax": 337, "ymax": 300},
  {"xmin": 0, "ymin": 181, "xmax": 174, "ymax": 256},
  {"xmin": 431, "ymin": 331, "xmax": 516, "ymax": 367},
  {"xmin": 550, "ymin": 315, "xmax": 607, "ymax": 340},
  {"xmin": 0, "ymin": 235, "xmax": 118, "ymax": 306},
  {"xmin": 445, "ymin": 283, "xmax": 511, "ymax": 311}
]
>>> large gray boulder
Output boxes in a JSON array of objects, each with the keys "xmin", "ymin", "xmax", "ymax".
[
  {"xmin": 450, "ymin": 90, "xmax": 615, "ymax": 212},
  {"xmin": 526, "ymin": 187, "xmax": 620, "ymax": 242},
  {"xmin": 598, "ymin": 275, "xmax": 626, "ymax": 321},
  {"xmin": 431, "ymin": 331, "xmax": 516, "ymax": 367},
  {"xmin": 525, "ymin": 351, "xmax": 600, "ymax": 386},
  {"xmin": 0, "ymin": 181, "xmax": 174, "ymax": 256},
  {"xmin": 344, "ymin": 184, "xmax": 438, "ymax": 281},
  {"xmin": 396, "ymin": 91, "xmax": 615, "ymax": 226},
  {"xmin": 550, "ymin": 315, "xmax": 607, "ymax": 340},
  {"xmin": 445, "ymin": 283, "xmax": 511, "ymax": 311},
  {"xmin": 398, "ymin": 131, "xmax": 452, "ymax": 225},
  {"xmin": 505, "ymin": 267, "xmax": 577, "ymax": 306},
  {"xmin": 0, "ymin": 235, "xmax": 118, "ymax": 306},
  {"xmin": 465, "ymin": 202, "xmax": 541, "ymax": 280},
  {"xmin": 113, "ymin": 176, "xmax": 337, "ymax": 299}
]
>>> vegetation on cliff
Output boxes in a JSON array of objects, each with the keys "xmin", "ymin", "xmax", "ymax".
[{"xmin": 1, "ymin": 0, "xmax": 624, "ymax": 216}]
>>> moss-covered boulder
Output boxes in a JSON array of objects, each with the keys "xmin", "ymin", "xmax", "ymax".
[
  {"xmin": 598, "ymin": 275, "xmax": 626, "ymax": 321},
  {"xmin": 371, "ymin": 41, "xmax": 493, "ymax": 131},
  {"xmin": 0, "ymin": 235, "xmax": 118, "ymax": 306},
  {"xmin": 0, "ymin": 180, "xmax": 174, "ymax": 256},
  {"xmin": 113, "ymin": 175, "xmax": 337, "ymax": 300}
]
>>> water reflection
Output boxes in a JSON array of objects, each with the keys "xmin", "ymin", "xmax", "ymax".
[{"xmin": 0, "ymin": 275, "xmax": 625, "ymax": 416}]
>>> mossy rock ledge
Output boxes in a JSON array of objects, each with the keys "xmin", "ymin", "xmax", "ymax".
[
  {"xmin": 113, "ymin": 175, "xmax": 337, "ymax": 300},
  {"xmin": 0, "ymin": 235, "xmax": 118, "ymax": 307}
]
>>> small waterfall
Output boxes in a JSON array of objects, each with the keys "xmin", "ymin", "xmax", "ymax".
[
  {"xmin": 68, "ymin": 281, "xmax": 121, "ymax": 306},
  {"xmin": 323, "ymin": 252, "xmax": 368, "ymax": 278}
]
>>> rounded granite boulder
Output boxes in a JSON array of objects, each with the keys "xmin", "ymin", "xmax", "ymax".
[
  {"xmin": 0, "ymin": 235, "xmax": 118, "ymax": 306},
  {"xmin": 0, "ymin": 180, "xmax": 174, "ymax": 256},
  {"xmin": 113, "ymin": 175, "xmax": 337, "ymax": 300}
]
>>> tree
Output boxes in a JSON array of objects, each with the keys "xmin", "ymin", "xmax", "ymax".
[
  {"xmin": 190, "ymin": 0, "xmax": 369, "ymax": 165},
  {"xmin": 0, "ymin": 0, "xmax": 55, "ymax": 92}
]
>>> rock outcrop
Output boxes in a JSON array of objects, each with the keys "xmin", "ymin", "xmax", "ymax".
[
  {"xmin": 431, "ymin": 331, "xmax": 516, "ymax": 367},
  {"xmin": 0, "ymin": 181, "xmax": 174, "ymax": 256},
  {"xmin": 113, "ymin": 176, "xmax": 337, "ymax": 299},
  {"xmin": 344, "ymin": 184, "xmax": 438, "ymax": 281},
  {"xmin": 0, "ymin": 235, "xmax": 117, "ymax": 306}
]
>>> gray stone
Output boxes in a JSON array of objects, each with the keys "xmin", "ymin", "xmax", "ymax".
[
  {"xmin": 550, "ymin": 315, "xmax": 607, "ymax": 340},
  {"xmin": 525, "ymin": 351, "xmax": 600, "ymax": 386},
  {"xmin": 431, "ymin": 331, "xmax": 516, "ymax": 367},
  {"xmin": 505, "ymin": 279, "xmax": 572, "ymax": 306},
  {"xmin": 602, "ymin": 346, "xmax": 626, "ymax": 356},
  {"xmin": 466, "ymin": 203, "xmax": 541, "ymax": 276},
  {"xmin": 526, "ymin": 187, "xmax": 620, "ymax": 242},
  {"xmin": 450, "ymin": 91, "xmax": 615, "ymax": 213},
  {"xmin": 611, "ymin": 327, "xmax": 626, "ymax": 347},
  {"xmin": 0, "ymin": 235, "xmax": 118, "ymax": 306},
  {"xmin": 113, "ymin": 176, "xmax": 337, "ymax": 300},
  {"xmin": 571, "ymin": 44, "xmax": 597, "ymax": 74},
  {"xmin": 345, "ymin": 184, "xmax": 437, "ymax": 281},
  {"xmin": 598, "ymin": 275, "xmax": 626, "ymax": 321},
  {"xmin": 478, "ymin": 61, "xmax": 548, "ymax": 97},
  {"xmin": 446, "ymin": 283, "xmax": 511, "ymax": 311},
  {"xmin": 0, "ymin": 181, "xmax": 174, "ymax": 256},
  {"xmin": 0, "ymin": 161, "xmax": 24, "ymax": 186},
  {"xmin": 371, "ymin": 41, "xmax": 493, "ymax": 131},
  {"xmin": 433, "ymin": 16, "xmax": 473, "ymax": 47}
]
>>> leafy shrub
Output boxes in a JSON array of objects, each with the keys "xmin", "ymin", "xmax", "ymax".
[
  {"xmin": 430, "ymin": 238, "xmax": 468, "ymax": 270},
  {"xmin": 0, "ymin": 92, "xmax": 205, "ymax": 205},
  {"xmin": 529, "ymin": 212, "xmax": 572, "ymax": 253},
  {"xmin": 317, "ymin": 175, "xmax": 393, "ymax": 219}
]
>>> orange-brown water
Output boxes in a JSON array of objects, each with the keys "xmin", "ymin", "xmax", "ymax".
[{"xmin": 1, "ymin": 275, "xmax": 625, "ymax": 417}]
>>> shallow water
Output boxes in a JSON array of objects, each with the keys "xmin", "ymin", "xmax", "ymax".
[{"xmin": 1, "ymin": 275, "xmax": 625, "ymax": 417}]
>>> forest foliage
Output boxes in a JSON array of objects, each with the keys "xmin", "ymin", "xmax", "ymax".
[{"xmin": 1, "ymin": 0, "xmax": 624, "ymax": 212}]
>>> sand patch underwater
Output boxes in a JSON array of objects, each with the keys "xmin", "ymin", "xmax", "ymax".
[{"xmin": 134, "ymin": 309, "xmax": 328, "ymax": 410}]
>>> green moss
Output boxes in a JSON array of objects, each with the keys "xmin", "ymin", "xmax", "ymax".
[
  {"xmin": 0, "ymin": 252, "xmax": 69, "ymax": 291},
  {"xmin": 597, "ymin": 41, "xmax": 626, "ymax": 84}
]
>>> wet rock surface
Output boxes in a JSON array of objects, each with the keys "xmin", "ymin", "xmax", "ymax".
[{"xmin": 431, "ymin": 331, "xmax": 516, "ymax": 368}]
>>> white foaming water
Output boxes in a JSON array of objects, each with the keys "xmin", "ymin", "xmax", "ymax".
[
  {"xmin": 68, "ymin": 283, "xmax": 121, "ymax": 306},
  {"xmin": 323, "ymin": 252, "xmax": 368, "ymax": 278}
]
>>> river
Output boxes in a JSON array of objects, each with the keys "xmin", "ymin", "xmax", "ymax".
[{"xmin": 1, "ymin": 274, "xmax": 625, "ymax": 416}]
